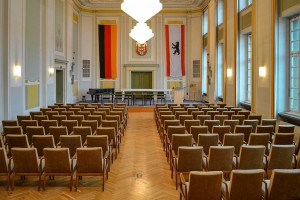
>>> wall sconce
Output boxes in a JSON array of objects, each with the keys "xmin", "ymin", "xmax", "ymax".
[
  {"xmin": 13, "ymin": 65, "xmax": 21, "ymax": 77},
  {"xmin": 49, "ymin": 67, "xmax": 54, "ymax": 76},
  {"xmin": 259, "ymin": 66, "xmax": 266, "ymax": 77},
  {"xmin": 227, "ymin": 69, "xmax": 232, "ymax": 77}
]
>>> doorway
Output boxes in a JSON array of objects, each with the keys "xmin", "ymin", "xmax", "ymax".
[
  {"xmin": 131, "ymin": 72, "xmax": 152, "ymax": 89},
  {"xmin": 56, "ymin": 69, "xmax": 64, "ymax": 103}
]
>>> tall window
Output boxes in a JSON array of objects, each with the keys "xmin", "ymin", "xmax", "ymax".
[
  {"xmin": 217, "ymin": 44, "xmax": 223, "ymax": 97},
  {"xmin": 247, "ymin": 34, "xmax": 252, "ymax": 101},
  {"xmin": 216, "ymin": 0, "xmax": 224, "ymax": 98},
  {"xmin": 202, "ymin": 9, "xmax": 208, "ymax": 94},
  {"xmin": 289, "ymin": 16, "xmax": 300, "ymax": 112}
]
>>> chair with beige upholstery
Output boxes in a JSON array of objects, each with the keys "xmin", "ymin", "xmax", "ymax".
[
  {"xmin": 45, "ymin": 111, "xmax": 59, "ymax": 120},
  {"xmin": 277, "ymin": 124, "xmax": 295, "ymax": 133},
  {"xmin": 224, "ymin": 120, "xmax": 239, "ymax": 133},
  {"xmin": 106, "ymin": 115, "xmax": 123, "ymax": 135},
  {"xmin": 180, "ymin": 171, "xmax": 223, "ymax": 200},
  {"xmin": 49, "ymin": 126, "xmax": 68, "ymax": 146},
  {"xmin": 234, "ymin": 125, "xmax": 253, "ymax": 143},
  {"xmin": 74, "ymin": 105, "xmax": 85, "ymax": 110},
  {"xmin": 0, "ymin": 146, "xmax": 11, "ymax": 190},
  {"xmin": 2, "ymin": 120, "xmax": 18, "ymax": 128},
  {"xmin": 87, "ymin": 115, "xmax": 102, "ymax": 127},
  {"xmin": 223, "ymin": 111, "xmax": 235, "ymax": 120},
  {"xmin": 172, "ymin": 146, "xmax": 203, "ymax": 190},
  {"xmin": 61, "ymin": 120, "xmax": 78, "ymax": 135},
  {"xmin": 61, "ymin": 111, "xmax": 74, "ymax": 120},
  {"xmin": 222, "ymin": 169, "xmax": 264, "ymax": 200},
  {"xmin": 52, "ymin": 115, "xmax": 67, "ymax": 126},
  {"xmin": 61, "ymin": 105, "xmax": 72, "ymax": 111},
  {"xmin": 3, "ymin": 126, "xmax": 23, "ymax": 136},
  {"xmin": 187, "ymin": 108, "xmax": 199, "ymax": 115},
  {"xmin": 73, "ymin": 126, "xmax": 92, "ymax": 146},
  {"xmin": 184, "ymin": 120, "xmax": 200, "ymax": 134},
  {"xmin": 237, "ymin": 110, "xmax": 251, "ymax": 120},
  {"xmin": 33, "ymin": 115, "xmax": 48, "ymax": 126},
  {"xmin": 6, "ymin": 134, "xmax": 30, "ymax": 157},
  {"xmin": 231, "ymin": 108, "xmax": 242, "ymax": 115},
  {"xmin": 96, "ymin": 127, "xmax": 119, "ymax": 158},
  {"xmin": 216, "ymin": 108, "xmax": 228, "ymax": 115},
  {"xmin": 214, "ymin": 115, "xmax": 228, "ymax": 125},
  {"xmin": 197, "ymin": 115, "xmax": 211, "ymax": 126},
  {"xmin": 197, "ymin": 134, "xmax": 219, "ymax": 156},
  {"xmin": 165, "ymin": 126, "xmax": 187, "ymax": 157},
  {"xmin": 204, "ymin": 146, "xmax": 234, "ymax": 176},
  {"xmin": 256, "ymin": 125, "xmax": 274, "ymax": 143},
  {"xmin": 60, "ymin": 135, "xmax": 82, "ymax": 158},
  {"xmin": 223, "ymin": 133, "xmax": 244, "ymax": 156},
  {"xmin": 83, "ymin": 107, "xmax": 96, "ymax": 115},
  {"xmin": 243, "ymin": 119, "xmax": 259, "ymax": 133},
  {"xmin": 173, "ymin": 109, "xmax": 185, "ymax": 117},
  {"xmin": 41, "ymin": 120, "xmax": 58, "ymax": 135},
  {"xmin": 207, "ymin": 111, "xmax": 220, "ymax": 121},
  {"xmin": 248, "ymin": 115, "xmax": 262, "ymax": 125},
  {"xmin": 231, "ymin": 115, "xmax": 245, "ymax": 125},
  {"xmin": 261, "ymin": 119, "xmax": 277, "ymax": 133},
  {"xmin": 69, "ymin": 115, "xmax": 84, "ymax": 126},
  {"xmin": 32, "ymin": 135, "xmax": 55, "ymax": 157},
  {"xmin": 272, "ymin": 133, "xmax": 295, "ymax": 145},
  {"xmin": 160, "ymin": 115, "xmax": 176, "ymax": 137},
  {"xmin": 237, "ymin": 145, "xmax": 265, "ymax": 169},
  {"xmin": 53, "ymin": 108, "xmax": 66, "ymax": 115},
  {"xmin": 78, "ymin": 111, "xmax": 91, "ymax": 120},
  {"xmin": 81, "ymin": 120, "xmax": 98, "ymax": 134},
  {"xmin": 93, "ymin": 111, "xmax": 107, "ymax": 120},
  {"xmin": 26, "ymin": 126, "xmax": 45, "ymax": 145},
  {"xmin": 101, "ymin": 120, "xmax": 121, "ymax": 141},
  {"xmin": 21, "ymin": 120, "xmax": 38, "ymax": 134},
  {"xmin": 248, "ymin": 133, "xmax": 270, "ymax": 155},
  {"xmin": 75, "ymin": 147, "xmax": 109, "ymax": 191},
  {"xmin": 266, "ymin": 145, "xmax": 295, "ymax": 177},
  {"xmin": 17, "ymin": 115, "xmax": 31, "ymax": 126},
  {"xmin": 179, "ymin": 115, "xmax": 193, "ymax": 126},
  {"xmin": 69, "ymin": 108, "xmax": 81, "ymax": 115},
  {"xmin": 204, "ymin": 120, "xmax": 220, "ymax": 133},
  {"xmin": 43, "ymin": 148, "xmax": 75, "ymax": 191},
  {"xmin": 40, "ymin": 108, "xmax": 52, "ymax": 115},
  {"xmin": 191, "ymin": 111, "xmax": 204, "ymax": 120},
  {"xmin": 11, "ymin": 148, "xmax": 43, "ymax": 191},
  {"xmin": 29, "ymin": 111, "xmax": 43, "ymax": 120},
  {"xmin": 190, "ymin": 126, "xmax": 208, "ymax": 142},
  {"xmin": 264, "ymin": 169, "xmax": 300, "ymax": 200},
  {"xmin": 202, "ymin": 108, "xmax": 213, "ymax": 115},
  {"xmin": 98, "ymin": 108, "xmax": 110, "ymax": 115},
  {"xmin": 212, "ymin": 125, "xmax": 231, "ymax": 143}
]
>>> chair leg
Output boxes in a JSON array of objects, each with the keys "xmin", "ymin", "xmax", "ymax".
[
  {"xmin": 38, "ymin": 174, "xmax": 41, "ymax": 191},
  {"xmin": 6, "ymin": 173, "xmax": 9, "ymax": 191},
  {"xmin": 176, "ymin": 174, "xmax": 178, "ymax": 190},
  {"xmin": 102, "ymin": 175, "xmax": 105, "ymax": 191},
  {"xmin": 43, "ymin": 173, "xmax": 46, "ymax": 191},
  {"xmin": 75, "ymin": 172, "xmax": 78, "ymax": 192},
  {"xmin": 70, "ymin": 174, "xmax": 73, "ymax": 191},
  {"xmin": 11, "ymin": 173, "xmax": 15, "ymax": 191}
]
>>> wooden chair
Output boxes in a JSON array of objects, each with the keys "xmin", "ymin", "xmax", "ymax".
[
  {"xmin": 261, "ymin": 119, "xmax": 277, "ymax": 133},
  {"xmin": 87, "ymin": 115, "xmax": 102, "ymax": 127},
  {"xmin": 237, "ymin": 145, "xmax": 265, "ymax": 169},
  {"xmin": 272, "ymin": 133, "xmax": 295, "ymax": 145},
  {"xmin": 40, "ymin": 108, "xmax": 52, "ymax": 115},
  {"xmin": 212, "ymin": 125, "xmax": 231, "ymax": 143},
  {"xmin": 184, "ymin": 120, "xmax": 200, "ymax": 134},
  {"xmin": 237, "ymin": 110, "xmax": 251, "ymax": 119},
  {"xmin": 190, "ymin": 126, "xmax": 208, "ymax": 142},
  {"xmin": 6, "ymin": 134, "xmax": 30, "ymax": 157},
  {"xmin": 81, "ymin": 120, "xmax": 98, "ymax": 134},
  {"xmin": 33, "ymin": 115, "xmax": 48, "ymax": 126},
  {"xmin": 73, "ymin": 126, "xmax": 92, "ymax": 146},
  {"xmin": 223, "ymin": 120, "xmax": 240, "ymax": 133},
  {"xmin": 29, "ymin": 111, "xmax": 43, "ymax": 120},
  {"xmin": 231, "ymin": 115, "xmax": 245, "ymax": 125},
  {"xmin": 69, "ymin": 115, "xmax": 84, "ymax": 126},
  {"xmin": 49, "ymin": 126, "xmax": 68, "ymax": 146},
  {"xmin": 77, "ymin": 111, "xmax": 91, "ymax": 120},
  {"xmin": 21, "ymin": 120, "xmax": 38, "ymax": 134},
  {"xmin": 243, "ymin": 119, "xmax": 259, "ymax": 133},
  {"xmin": 61, "ymin": 111, "xmax": 74, "ymax": 120},
  {"xmin": 277, "ymin": 124, "xmax": 295, "ymax": 133},
  {"xmin": 60, "ymin": 135, "xmax": 82, "ymax": 158},
  {"xmin": 41, "ymin": 120, "xmax": 58, "ymax": 135},
  {"xmin": 197, "ymin": 115, "xmax": 211, "ymax": 126},
  {"xmin": 17, "ymin": 115, "xmax": 31, "ymax": 126},
  {"xmin": 248, "ymin": 133, "xmax": 270, "ymax": 155},
  {"xmin": 26, "ymin": 126, "xmax": 45, "ymax": 145},
  {"xmin": 197, "ymin": 134, "xmax": 219, "ymax": 156},
  {"xmin": 32, "ymin": 135, "xmax": 55, "ymax": 157},
  {"xmin": 96, "ymin": 127, "xmax": 119, "ymax": 158},
  {"xmin": 248, "ymin": 115, "xmax": 262, "ymax": 125},
  {"xmin": 61, "ymin": 120, "xmax": 78, "ymax": 135},
  {"xmin": 223, "ymin": 111, "xmax": 235, "ymax": 120},
  {"xmin": 75, "ymin": 147, "xmax": 109, "ymax": 191},
  {"xmin": 44, "ymin": 111, "xmax": 59, "ymax": 120},
  {"xmin": 52, "ymin": 115, "xmax": 67, "ymax": 126},
  {"xmin": 234, "ymin": 125, "xmax": 253, "ymax": 143},
  {"xmin": 0, "ymin": 147, "xmax": 11, "ymax": 190},
  {"xmin": 214, "ymin": 115, "xmax": 228, "ymax": 125},
  {"xmin": 223, "ymin": 133, "xmax": 244, "ymax": 156},
  {"xmin": 191, "ymin": 111, "xmax": 204, "ymax": 120},
  {"xmin": 43, "ymin": 148, "xmax": 75, "ymax": 191},
  {"xmin": 204, "ymin": 120, "xmax": 220, "ymax": 133}
]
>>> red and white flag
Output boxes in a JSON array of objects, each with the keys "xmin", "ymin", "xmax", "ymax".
[{"xmin": 165, "ymin": 24, "xmax": 185, "ymax": 77}]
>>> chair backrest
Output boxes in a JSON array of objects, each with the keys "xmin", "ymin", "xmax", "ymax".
[
  {"xmin": 45, "ymin": 111, "xmax": 59, "ymax": 120},
  {"xmin": 6, "ymin": 134, "xmax": 29, "ymax": 157},
  {"xmin": 52, "ymin": 115, "xmax": 67, "ymax": 126},
  {"xmin": 216, "ymin": 108, "xmax": 228, "ymax": 114},
  {"xmin": 184, "ymin": 120, "xmax": 200, "ymax": 133},
  {"xmin": 101, "ymin": 120, "xmax": 118, "ymax": 134},
  {"xmin": 21, "ymin": 120, "xmax": 38, "ymax": 134},
  {"xmin": 83, "ymin": 108, "xmax": 96, "ymax": 115},
  {"xmin": 171, "ymin": 134, "xmax": 193, "ymax": 156},
  {"xmin": 191, "ymin": 111, "xmax": 205, "ymax": 120},
  {"xmin": 229, "ymin": 169, "xmax": 264, "ymax": 200},
  {"xmin": 197, "ymin": 115, "xmax": 211, "ymax": 126},
  {"xmin": 41, "ymin": 120, "xmax": 58, "ymax": 134},
  {"xmin": 40, "ymin": 108, "xmax": 52, "ymax": 115},
  {"xmin": 187, "ymin": 171, "xmax": 223, "ymax": 200},
  {"xmin": 49, "ymin": 126, "xmax": 68, "ymax": 145},
  {"xmin": 231, "ymin": 108, "xmax": 242, "ymax": 115},
  {"xmin": 95, "ymin": 127, "xmax": 116, "ymax": 146},
  {"xmin": 11, "ymin": 148, "xmax": 39, "ymax": 173},
  {"xmin": 87, "ymin": 115, "xmax": 102, "ymax": 127},
  {"xmin": 2, "ymin": 120, "xmax": 18, "ymax": 128},
  {"xmin": 261, "ymin": 119, "xmax": 277, "ymax": 133},
  {"xmin": 237, "ymin": 111, "xmax": 251, "ymax": 119},
  {"xmin": 61, "ymin": 111, "xmax": 74, "ymax": 120},
  {"xmin": 256, "ymin": 125, "xmax": 274, "ymax": 142},
  {"xmin": 187, "ymin": 108, "xmax": 199, "ymax": 115},
  {"xmin": 33, "ymin": 115, "xmax": 48, "ymax": 126},
  {"xmin": 86, "ymin": 135, "xmax": 109, "ymax": 154},
  {"xmin": 190, "ymin": 126, "xmax": 209, "ymax": 141},
  {"xmin": 164, "ymin": 120, "xmax": 180, "ymax": 132},
  {"xmin": 3, "ymin": 126, "xmax": 23, "ymax": 135},
  {"xmin": 223, "ymin": 133, "xmax": 244, "ymax": 156},
  {"xmin": 179, "ymin": 115, "xmax": 193, "ymax": 126},
  {"xmin": 160, "ymin": 115, "xmax": 175, "ymax": 127},
  {"xmin": 212, "ymin": 125, "xmax": 231, "ymax": 142},
  {"xmin": 53, "ymin": 108, "xmax": 66, "ymax": 115},
  {"xmin": 277, "ymin": 124, "xmax": 295, "ymax": 133},
  {"xmin": 69, "ymin": 115, "xmax": 84, "ymax": 126},
  {"xmin": 234, "ymin": 125, "xmax": 253, "ymax": 143},
  {"xmin": 223, "ymin": 111, "xmax": 235, "ymax": 119},
  {"xmin": 208, "ymin": 146, "xmax": 234, "ymax": 171},
  {"xmin": 60, "ymin": 135, "xmax": 82, "ymax": 158},
  {"xmin": 32, "ymin": 135, "xmax": 55, "ymax": 157},
  {"xmin": 272, "ymin": 133, "xmax": 295, "ymax": 145},
  {"xmin": 69, "ymin": 108, "xmax": 81, "ymax": 115},
  {"xmin": 73, "ymin": 126, "xmax": 92, "ymax": 145},
  {"xmin": 202, "ymin": 108, "xmax": 213, "ymax": 115},
  {"xmin": 61, "ymin": 120, "xmax": 78, "ymax": 134},
  {"xmin": 214, "ymin": 115, "xmax": 228, "ymax": 125},
  {"xmin": 268, "ymin": 169, "xmax": 300, "ymax": 200},
  {"xmin": 177, "ymin": 147, "xmax": 203, "ymax": 172},
  {"xmin": 167, "ymin": 126, "xmax": 186, "ymax": 142},
  {"xmin": 197, "ymin": 134, "xmax": 219, "ymax": 155},
  {"xmin": 207, "ymin": 111, "xmax": 220, "ymax": 120},
  {"xmin": 248, "ymin": 115, "xmax": 262, "ymax": 125},
  {"xmin": 204, "ymin": 120, "xmax": 220, "ymax": 133},
  {"xmin": 81, "ymin": 120, "xmax": 98, "ymax": 134},
  {"xmin": 93, "ymin": 111, "xmax": 106, "ymax": 120},
  {"xmin": 76, "ymin": 147, "xmax": 104, "ymax": 173},
  {"xmin": 238, "ymin": 145, "xmax": 265, "ymax": 169},
  {"xmin": 231, "ymin": 115, "xmax": 245, "ymax": 125},
  {"xmin": 268, "ymin": 145, "xmax": 295, "ymax": 170},
  {"xmin": 224, "ymin": 120, "xmax": 240, "ymax": 133},
  {"xmin": 17, "ymin": 115, "xmax": 31, "ymax": 126},
  {"xmin": 248, "ymin": 133, "xmax": 270, "ymax": 154},
  {"xmin": 26, "ymin": 126, "xmax": 45, "ymax": 145},
  {"xmin": 98, "ymin": 108, "xmax": 110, "ymax": 115},
  {"xmin": 44, "ymin": 148, "xmax": 71, "ymax": 173},
  {"xmin": 0, "ymin": 148, "xmax": 9, "ymax": 173}
]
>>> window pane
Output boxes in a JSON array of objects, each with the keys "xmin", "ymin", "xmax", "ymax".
[
  {"xmin": 291, "ymin": 78, "xmax": 299, "ymax": 88},
  {"xmin": 291, "ymin": 31, "xmax": 299, "ymax": 41},
  {"xmin": 291, "ymin": 89, "xmax": 299, "ymax": 99},
  {"xmin": 291, "ymin": 19, "xmax": 299, "ymax": 30},
  {"xmin": 291, "ymin": 41, "xmax": 299, "ymax": 51},
  {"xmin": 291, "ymin": 56, "xmax": 299, "ymax": 67},
  {"xmin": 290, "ymin": 99, "xmax": 299, "ymax": 111}
]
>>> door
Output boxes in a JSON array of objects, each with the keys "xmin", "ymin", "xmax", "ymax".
[
  {"xmin": 56, "ymin": 69, "xmax": 64, "ymax": 103},
  {"xmin": 131, "ymin": 72, "xmax": 152, "ymax": 89}
]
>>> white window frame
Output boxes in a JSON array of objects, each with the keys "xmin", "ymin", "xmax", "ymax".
[{"xmin": 246, "ymin": 34, "xmax": 252, "ymax": 102}]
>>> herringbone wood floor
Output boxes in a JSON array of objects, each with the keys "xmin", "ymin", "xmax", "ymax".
[{"xmin": 0, "ymin": 112, "xmax": 179, "ymax": 200}]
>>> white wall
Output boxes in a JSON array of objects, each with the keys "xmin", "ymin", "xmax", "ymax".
[
  {"xmin": 66, "ymin": 1, "xmax": 74, "ymax": 103},
  {"xmin": 0, "ymin": 0, "xmax": 4, "ymax": 123}
]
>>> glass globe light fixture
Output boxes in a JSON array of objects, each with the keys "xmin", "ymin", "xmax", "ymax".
[{"xmin": 129, "ymin": 22, "xmax": 154, "ymax": 44}]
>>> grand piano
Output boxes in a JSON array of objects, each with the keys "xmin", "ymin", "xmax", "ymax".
[{"xmin": 87, "ymin": 88, "xmax": 115, "ymax": 103}]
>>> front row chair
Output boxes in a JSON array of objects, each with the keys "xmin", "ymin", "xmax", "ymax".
[
  {"xmin": 180, "ymin": 171, "xmax": 223, "ymax": 200},
  {"xmin": 75, "ymin": 147, "xmax": 109, "ymax": 191}
]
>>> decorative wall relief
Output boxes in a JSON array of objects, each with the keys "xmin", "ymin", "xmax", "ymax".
[{"xmin": 55, "ymin": 0, "xmax": 64, "ymax": 55}]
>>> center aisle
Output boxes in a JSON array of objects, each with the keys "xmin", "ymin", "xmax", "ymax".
[{"xmin": 108, "ymin": 112, "xmax": 179, "ymax": 200}]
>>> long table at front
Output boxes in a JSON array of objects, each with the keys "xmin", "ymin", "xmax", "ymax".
[{"xmin": 121, "ymin": 89, "xmax": 173, "ymax": 104}]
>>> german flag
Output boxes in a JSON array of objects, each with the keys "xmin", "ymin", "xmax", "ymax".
[{"xmin": 98, "ymin": 24, "xmax": 117, "ymax": 79}]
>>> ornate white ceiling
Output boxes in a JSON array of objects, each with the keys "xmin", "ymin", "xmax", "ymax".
[{"xmin": 76, "ymin": 0, "xmax": 204, "ymax": 9}]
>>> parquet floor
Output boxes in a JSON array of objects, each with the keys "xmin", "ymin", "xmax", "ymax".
[{"xmin": 0, "ymin": 112, "xmax": 179, "ymax": 200}]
